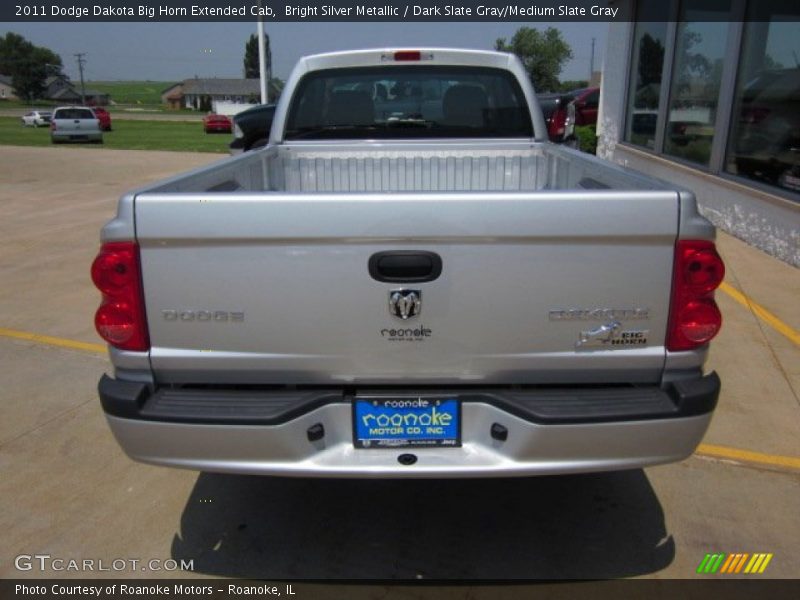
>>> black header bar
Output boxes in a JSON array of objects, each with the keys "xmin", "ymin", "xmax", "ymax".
[{"xmin": 4, "ymin": 1, "xmax": 637, "ymax": 22}]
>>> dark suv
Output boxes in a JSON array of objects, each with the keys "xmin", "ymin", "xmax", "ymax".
[{"xmin": 229, "ymin": 103, "xmax": 276, "ymax": 154}]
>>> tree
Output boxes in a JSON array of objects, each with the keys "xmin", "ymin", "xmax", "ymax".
[
  {"xmin": 637, "ymin": 33, "xmax": 665, "ymax": 87},
  {"xmin": 634, "ymin": 33, "xmax": 665, "ymax": 109},
  {"xmin": 244, "ymin": 33, "xmax": 271, "ymax": 80},
  {"xmin": 674, "ymin": 29, "xmax": 711, "ymax": 96},
  {"xmin": 0, "ymin": 32, "xmax": 63, "ymax": 101},
  {"xmin": 559, "ymin": 80, "xmax": 588, "ymax": 92},
  {"xmin": 495, "ymin": 27, "xmax": 573, "ymax": 92},
  {"xmin": 269, "ymin": 77, "xmax": 284, "ymax": 100}
]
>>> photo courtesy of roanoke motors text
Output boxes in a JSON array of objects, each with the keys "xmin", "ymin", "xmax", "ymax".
[{"xmin": 0, "ymin": 0, "xmax": 799, "ymax": 597}]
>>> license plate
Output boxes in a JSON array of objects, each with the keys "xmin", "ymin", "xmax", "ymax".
[{"xmin": 353, "ymin": 397, "xmax": 460, "ymax": 448}]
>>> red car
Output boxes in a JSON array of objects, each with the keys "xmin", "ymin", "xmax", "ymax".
[
  {"xmin": 539, "ymin": 87, "xmax": 600, "ymax": 145},
  {"xmin": 203, "ymin": 114, "xmax": 232, "ymax": 134},
  {"xmin": 91, "ymin": 107, "xmax": 112, "ymax": 131},
  {"xmin": 566, "ymin": 87, "xmax": 600, "ymax": 127}
]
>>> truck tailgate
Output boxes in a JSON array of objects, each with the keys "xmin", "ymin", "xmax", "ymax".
[{"xmin": 136, "ymin": 191, "xmax": 678, "ymax": 385}]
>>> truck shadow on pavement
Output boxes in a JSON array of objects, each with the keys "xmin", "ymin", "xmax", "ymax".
[{"xmin": 171, "ymin": 470, "xmax": 674, "ymax": 579}]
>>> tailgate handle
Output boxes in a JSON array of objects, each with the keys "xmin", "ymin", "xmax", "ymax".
[{"xmin": 368, "ymin": 251, "xmax": 442, "ymax": 283}]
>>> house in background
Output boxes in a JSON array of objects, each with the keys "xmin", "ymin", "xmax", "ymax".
[
  {"xmin": 43, "ymin": 74, "xmax": 72, "ymax": 100},
  {"xmin": 0, "ymin": 75, "xmax": 18, "ymax": 100},
  {"xmin": 161, "ymin": 82, "xmax": 184, "ymax": 110},
  {"xmin": 43, "ymin": 74, "xmax": 109, "ymax": 105},
  {"xmin": 597, "ymin": 0, "xmax": 799, "ymax": 267},
  {"xmin": 0, "ymin": 73, "xmax": 109, "ymax": 105},
  {"xmin": 161, "ymin": 78, "xmax": 280, "ymax": 114}
]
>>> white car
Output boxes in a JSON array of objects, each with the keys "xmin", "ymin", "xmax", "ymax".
[{"xmin": 21, "ymin": 110, "xmax": 52, "ymax": 127}]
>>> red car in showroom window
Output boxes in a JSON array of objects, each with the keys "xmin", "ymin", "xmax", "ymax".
[{"xmin": 203, "ymin": 113, "xmax": 232, "ymax": 134}]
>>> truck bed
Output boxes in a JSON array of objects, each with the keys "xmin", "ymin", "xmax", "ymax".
[{"xmin": 142, "ymin": 141, "xmax": 675, "ymax": 195}]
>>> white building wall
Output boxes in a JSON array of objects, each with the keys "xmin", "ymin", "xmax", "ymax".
[
  {"xmin": 597, "ymin": 20, "xmax": 634, "ymax": 160},
  {"xmin": 212, "ymin": 100, "xmax": 256, "ymax": 116}
]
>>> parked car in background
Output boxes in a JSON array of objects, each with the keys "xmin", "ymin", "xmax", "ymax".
[
  {"xmin": 203, "ymin": 113, "xmax": 232, "ymax": 134},
  {"xmin": 92, "ymin": 106, "xmax": 112, "ymax": 131},
  {"xmin": 733, "ymin": 68, "xmax": 800, "ymax": 193},
  {"xmin": 563, "ymin": 87, "xmax": 601, "ymax": 148},
  {"xmin": 566, "ymin": 87, "xmax": 600, "ymax": 127},
  {"xmin": 537, "ymin": 93, "xmax": 573, "ymax": 142},
  {"xmin": 21, "ymin": 110, "xmax": 52, "ymax": 127},
  {"xmin": 50, "ymin": 106, "xmax": 103, "ymax": 144},
  {"xmin": 229, "ymin": 103, "xmax": 276, "ymax": 154}
]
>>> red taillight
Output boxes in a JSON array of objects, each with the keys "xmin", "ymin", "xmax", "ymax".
[
  {"xmin": 682, "ymin": 246, "xmax": 725, "ymax": 294},
  {"xmin": 91, "ymin": 242, "xmax": 149, "ymax": 351},
  {"xmin": 394, "ymin": 51, "xmax": 421, "ymax": 61},
  {"xmin": 667, "ymin": 240, "xmax": 725, "ymax": 351},
  {"xmin": 549, "ymin": 107, "xmax": 567, "ymax": 137},
  {"xmin": 50, "ymin": 121, "xmax": 56, "ymax": 131}
]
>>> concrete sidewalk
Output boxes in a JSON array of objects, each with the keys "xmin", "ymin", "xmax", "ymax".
[{"xmin": 705, "ymin": 232, "xmax": 800, "ymax": 458}]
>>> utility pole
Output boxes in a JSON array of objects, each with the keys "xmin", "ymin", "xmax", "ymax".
[
  {"xmin": 589, "ymin": 38, "xmax": 596, "ymax": 83},
  {"xmin": 74, "ymin": 53, "xmax": 87, "ymax": 105},
  {"xmin": 256, "ymin": 1, "xmax": 267, "ymax": 104}
]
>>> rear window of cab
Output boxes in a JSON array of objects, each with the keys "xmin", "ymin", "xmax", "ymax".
[{"xmin": 55, "ymin": 109, "xmax": 95, "ymax": 120}]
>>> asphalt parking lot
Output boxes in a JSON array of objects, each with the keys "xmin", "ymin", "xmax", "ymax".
[{"xmin": 0, "ymin": 145, "xmax": 798, "ymax": 583}]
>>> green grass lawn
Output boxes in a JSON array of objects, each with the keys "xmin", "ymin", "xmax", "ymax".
[
  {"xmin": 0, "ymin": 117, "xmax": 230, "ymax": 153},
  {"xmin": 87, "ymin": 80, "xmax": 176, "ymax": 106}
]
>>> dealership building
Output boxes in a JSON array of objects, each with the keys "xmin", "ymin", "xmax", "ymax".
[{"xmin": 598, "ymin": 0, "xmax": 799, "ymax": 266}]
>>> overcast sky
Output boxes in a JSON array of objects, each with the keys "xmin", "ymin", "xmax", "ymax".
[{"xmin": 0, "ymin": 21, "xmax": 607, "ymax": 83}]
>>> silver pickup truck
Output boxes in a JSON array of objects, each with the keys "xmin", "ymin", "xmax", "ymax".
[{"xmin": 92, "ymin": 48, "xmax": 724, "ymax": 477}]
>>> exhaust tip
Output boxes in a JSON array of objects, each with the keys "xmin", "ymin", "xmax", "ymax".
[{"xmin": 398, "ymin": 453, "xmax": 417, "ymax": 466}]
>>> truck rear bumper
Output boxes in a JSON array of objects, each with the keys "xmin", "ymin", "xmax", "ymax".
[{"xmin": 100, "ymin": 373, "xmax": 719, "ymax": 478}]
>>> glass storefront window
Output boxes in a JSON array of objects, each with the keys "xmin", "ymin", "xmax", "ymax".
[
  {"xmin": 663, "ymin": 0, "xmax": 731, "ymax": 166},
  {"xmin": 624, "ymin": 4, "xmax": 670, "ymax": 149},
  {"xmin": 725, "ymin": 1, "xmax": 800, "ymax": 193}
]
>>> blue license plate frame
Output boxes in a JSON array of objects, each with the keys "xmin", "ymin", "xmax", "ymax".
[{"xmin": 353, "ymin": 396, "xmax": 461, "ymax": 449}]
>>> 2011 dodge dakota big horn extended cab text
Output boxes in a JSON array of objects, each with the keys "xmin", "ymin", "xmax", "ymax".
[{"xmin": 93, "ymin": 48, "xmax": 724, "ymax": 477}]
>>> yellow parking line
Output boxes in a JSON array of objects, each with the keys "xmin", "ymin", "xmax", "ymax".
[
  {"xmin": 719, "ymin": 282, "xmax": 800, "ymax": 346},
  {"xmin": 696, "ymin": 443, "xmax": 800, "ymax": 471},
  {"xmin": 0, "ymin": 327, "xmax": 106, "ymax": 354}
]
